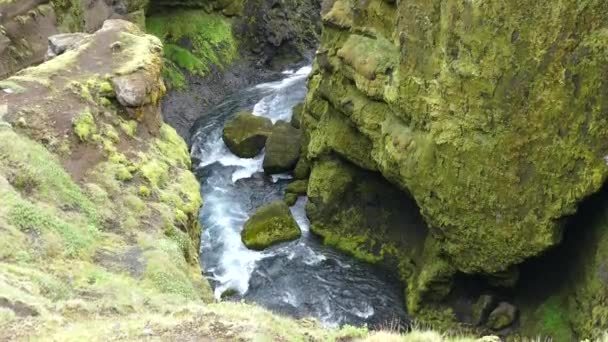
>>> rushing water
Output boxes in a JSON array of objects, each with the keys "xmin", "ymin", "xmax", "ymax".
[{"xmin": 190, "ymin": 66, "xmax": 408, "ymax": 328}]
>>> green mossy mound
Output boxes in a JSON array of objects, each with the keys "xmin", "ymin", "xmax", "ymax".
[
  {"xmin": 241, "ymin": 201, "xmax": 301, "ymax": 250},
  {"xmin": 146, "ymin": 9, "xmax": 238, "ymax": 89},
  {"xmin": 222, "ymin": 111, "xmax": 273, "ymax": 158},
  {"xmin": 263, "ymin": 121, "xmax": 303, "ymax": 174},
  {"xmin": 284, "ymin": 179, "xmax": 308, "ymax": 206}
]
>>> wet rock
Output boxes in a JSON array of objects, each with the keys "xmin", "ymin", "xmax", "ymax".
[
  {"xmin": 222, "ymin": 112, "xmax": 273, "ymax": 158},
  {"xmin": 241, "ymin": 201, "xmax": 301, "ymax": 250},
  {"xmin": 487, "ymin": 302, "xmax": 518, "ymax": 331},
  {"xmin": 46, "ymin": 33, "xmax": 89, "ymax": 59},
  {"xmin": 263, "ymin": 121, "xmax": 303, "ymax": 174},
  {"xmin": 471, "ymin": 294, "xmax": 497, "ymax": 326}
]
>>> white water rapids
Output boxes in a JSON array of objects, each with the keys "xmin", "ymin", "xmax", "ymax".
[{"xmin": 190, "ymin": 66, "xmax": 407, "ymax": 327}]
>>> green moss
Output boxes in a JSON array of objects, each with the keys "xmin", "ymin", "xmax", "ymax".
[
  {"xmin": 284, "ymin": 193, "xmax": 298, "ymax": 207},
  {"xmin": 222, "ymin": 111, "xmax": 273, "ymax": 158},
  {"xmin": 8, "ymin": 201, "xmax": 98, "ymax": 258},
  {"xmin": 286, "ymin": 180, "xmax": 308, "ymax": 195},
  {"xmin": 0, "ymin": 80, "xmax": 26, "ymax": 94},
  {"xmin": 0, "ymin": 130, "xmax": 97, "ymax": 223},
  {"xmin": 138, "ymin": 185, "xmax": 152, "ymax": 197},
  {"xmin": 52, "ymin": 0, "xmax": 85, "ymax": 32},
  {"xmin": 119, "ymin": 120, "xmax": 138, "ymax": 137},
  {"xmin": 146, "ymin": 10, "xmax": 238, "ymax": 88},
  {"xmin": 241, "ymin": 201, "xmax": 301, "ymax": 250},
  {"xmin": 156, "ymin": 124, "xmax": 191, "ymax": 168},
  {"xmin": 140, "ymin": 159, "xmax": 169, "ymax": 187},
  {"xmin": 162, "ymin": 59, "xmax": 187, "ymax": 90},
  {"xmin": 143, "ymin": 249, "xmax": 197, "ymax": 299},
  {"xmin": 305, "ymin": 157, "xmax": 426, "ymax": 287},
  {"xmin": 305, "ymin": 0, "xmax": 608, "ymax": 278},
  {"xmin": 407, "ymin": 238, "xmax": 456, "ymax": 314},
  {"xmin": 535, "ymin": 297, "xmax": 573, "ymax": 341},
  {"xmin": 73, "ymin": 109, "xmax": 97, "ymax": 142}
]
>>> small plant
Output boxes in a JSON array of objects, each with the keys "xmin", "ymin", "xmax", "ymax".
[{"xmin": 72, "ymin": 109, "xmax": 97, "ymax": 142}]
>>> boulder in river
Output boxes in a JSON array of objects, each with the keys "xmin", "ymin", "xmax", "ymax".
[
  {"xmin": 223, "ymin": 112, "xmax": 273, "ymax": 158},
  {"xmin": 241, "ymin": 201, "xmax": 301, "ymax": 250},
  {"xmin": 263, "ymin": 121, "xmax": 303, "ymax": 174}
]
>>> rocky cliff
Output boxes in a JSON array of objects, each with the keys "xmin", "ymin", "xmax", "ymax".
[
  {"xmin": 0, "ymin": 0, "xmax": 149, "ymax": 79},
  {"xmin": 301, "ymin": 0, "xmax": 608, "ymax": 338},
  {"xmin": 0, "ymin": 17, "xmax": 393, "ymax": 341}
]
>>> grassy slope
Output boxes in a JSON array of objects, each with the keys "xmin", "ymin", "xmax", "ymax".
[{"xmin": 146, "ymin": 9, "xmax": 238, "ymax": 90}]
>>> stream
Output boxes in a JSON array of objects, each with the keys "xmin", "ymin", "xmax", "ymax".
[{"xmin": 190, "ymin": 66, "xmax": 408, "ymax": 328}]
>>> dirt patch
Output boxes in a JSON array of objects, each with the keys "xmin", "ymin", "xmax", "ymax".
[
  {"xmin": 0, "ymin": 297, "xmax": 39, "ymax": 317},
  {"xmin": 94, "ymin": 246, "xmax": 146, "ymax": 278}
]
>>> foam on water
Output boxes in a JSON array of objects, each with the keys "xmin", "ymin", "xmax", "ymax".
[
  {"xmin": 253, "ymin": 66, "xmax": 311, "ymax": 123},
  {"xmin": 198, "ymin": 67, "xmax": 313, "ymax": 298},
  {"xmin": 194, "ymin": 65, "xmax": 408, "ymax": 328}
]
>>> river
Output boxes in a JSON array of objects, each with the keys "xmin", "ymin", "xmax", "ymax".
[{"xmin": 190, "ymin": 66, "xmax": 408, "ymax": 328}]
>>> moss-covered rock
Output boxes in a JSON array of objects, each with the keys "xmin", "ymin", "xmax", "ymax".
[
  {"xmin": 241, "ymin": 201, "xmax": 301, "ymax": 250},
  {"xmin": 306, "ymin": 157, "xmax": 427, "ymax": 283},
  {"xmin": 283, "ymin": 179, "xmax": 308, "ymax": 206},
  {"xmin": 263, "ymin": 121, "xmax": 303, "ymax": 174},
  {"xmin": 304, "ymin": 0, "xmax": 608, "ymax": 278},
  {"xmin": 222, "ymin": 111, "xmax": 272, "ymax": 158}
]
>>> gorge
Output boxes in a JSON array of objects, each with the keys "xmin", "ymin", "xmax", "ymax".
[{"xmin": 0, "ymin": 0, "xmax": 607, "ymax": 341}]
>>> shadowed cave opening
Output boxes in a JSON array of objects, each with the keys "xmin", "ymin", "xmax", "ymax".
[{"xmin": 437, "ymin": 181, "xmax": 608, "ymax": 339}]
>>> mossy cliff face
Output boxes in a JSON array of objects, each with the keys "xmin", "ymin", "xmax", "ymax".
[
  {"xmin": 0, "ymin": 19, "xmax": 211, "ymax": 339},
  {"xmin": 304, "ymin": 0, "xmax": 608, "ymax": 274},
  {"xmin": 302, "ymin": 0, "xmax": 608, "ymax": 334},
  {"xmin": 0, "ymin": 17, "xmax": 393, "ymax": 342},
  {"xmin": 0, "ymin": 0, "xmax": 149, "ymax": 78}
]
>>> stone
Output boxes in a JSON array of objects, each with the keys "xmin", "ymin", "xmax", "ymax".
[
  {"xmin": 284, "ymin": 193, "xmax": 298, "ymax": 207},
  {"xmin": 46, "ymin": 33, "xmax": 90, "ymax": 60},
  {"xmin": 283, "ymin": 179, "xmax": 308, "ymax": 206},
  {"xmin": 241, "ymin": 201, "xmax": 301, "ymax": 250},
  {"xmin": 112, "ymin": 72, "xmax": 152, "ymax": 108},
  {"xmin": 222, "ymin": 112, "xmax": 273, "ymax": 158},
  {"xmin": 471, "ymin": 295, "xmax": 497, "ymax": 326},
  {"xmin": 263, "ymin": 121, "xmax": 303, "ymax": 174},
  {"xmin": 286, "ymin": 179, "xmax": 308, "ymax": 196},
  {"xmin": 487, "ymin": 302, "xmax": 518, "ymax": 331}
]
